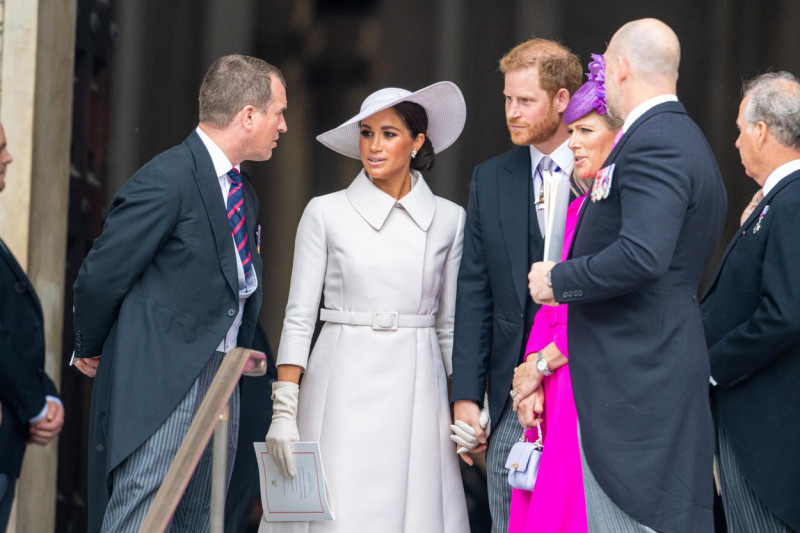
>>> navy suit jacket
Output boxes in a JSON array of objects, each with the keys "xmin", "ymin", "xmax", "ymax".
[
  {"xmin": 73, "ymin": 131, "xmax": 263, "ymax": 532},
  {"xmin": 701, "ymin": 169, "xmax": 800, "ymax": 531},
  {"xmin": 451, "ymin": 146, "xmax": 543, "ymax": 424},
  {"xmin": 0, "ymin": 239, "xmax": 59, "ymax": 477},
  {"xmin": 551, "ymin": 101, "xmax": 726, "ymax": 532}
]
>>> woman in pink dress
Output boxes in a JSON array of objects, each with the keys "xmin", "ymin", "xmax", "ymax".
[{"xmin": 507, "ymin": 54, "xmax": 622, "ymax": 533}]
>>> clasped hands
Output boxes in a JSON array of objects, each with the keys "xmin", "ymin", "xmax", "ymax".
[
  {"xmin": 450, "ymin": 398, "xmax": 491, "ymax": 466},
  {"xmin": 512, "ymin": 359, "xmax": 545, "ymax": 429}
]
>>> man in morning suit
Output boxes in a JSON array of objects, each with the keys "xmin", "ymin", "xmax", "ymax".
[
  {"xmin": 529, "ymin": 19, "xmax": 727, "ymax": 532},
  {"xmin": 449, "ymin": 38, "xmax": 583, "ymax": 532},
  {"xmin": 72, "ymin": 55, "xmax": 286, "ymax": 532},
  {"xmin": 701, "ymin": 72, "xmax": 800, "ymax": 533},
  {"xmin": 0, "ymin": 121, "xmax": 64, "ymax": 531}
]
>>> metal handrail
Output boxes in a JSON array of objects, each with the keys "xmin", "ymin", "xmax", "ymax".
[{"xmin": 137, "ymin": 347, "xmax": 267, "ymax": 533}]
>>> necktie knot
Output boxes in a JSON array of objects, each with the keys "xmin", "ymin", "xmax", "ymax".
[
  {"xmin": 227, "ymin": 168, "xmax": 242, "ymax": 184},
  {"xmin": 539, "ymin": 156, "xmax": 555, "ymax": 173}
]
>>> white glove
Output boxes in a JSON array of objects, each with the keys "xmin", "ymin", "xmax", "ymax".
[
  {"xmin": 450, "ymin": 394, "xmax": 491, "ymax": 454},
  {"xmin": 450, "ymin": 420, "xmax": 481, "ymax": 454},
  {"xmin": 479, "ymin": 393, "xmax": 491, "ymax": 439},
  {"xmin": 265, "ymin": 381, "xmax": 300, "ymax": 478}
]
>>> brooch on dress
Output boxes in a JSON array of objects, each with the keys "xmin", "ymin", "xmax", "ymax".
[{"xmin": 591, "ymin": 163, "xmax": 615, "ymax": 202}]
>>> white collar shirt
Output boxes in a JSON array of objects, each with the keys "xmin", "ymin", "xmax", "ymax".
[
  {"xmin": 622, "ymin": 94, "xmax": 679, "ymax": 133},
  {"xmin": 195, "ymin": 126, "xmax": 258, "ymax": 353},
  {"xmin": 763, "ymin": 159, "xmax": 800, "ymax": 197}
]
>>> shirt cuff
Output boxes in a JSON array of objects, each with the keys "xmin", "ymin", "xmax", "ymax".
[{"xmin": 28, "ymin": 396, "xmax": 63, "ymax": 423}]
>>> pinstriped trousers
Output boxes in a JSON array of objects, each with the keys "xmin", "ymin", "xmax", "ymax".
[
  {"xmin": 486, "ymin": 403, "xmax": 524, "ymax": 533},
  {"xmin": 578, "ymin": 426, "xmax": 657, "ymax": 533},
  {"xmin": 717, "ymin": 424, "xmax": 795, "ymax": 533},
  {"xmin": 101, "ymin": 351, "xmax": 240, "ymax": 533}
]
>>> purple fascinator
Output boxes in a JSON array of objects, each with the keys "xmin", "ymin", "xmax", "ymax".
[{"xmin": 563, "ymin": 53, "xmax": 608, "ymax": 124}]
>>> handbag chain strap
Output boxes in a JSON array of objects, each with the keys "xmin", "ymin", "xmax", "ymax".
[{"xmin": 518, "ymin": 418, "xmax": 544, "ymax": 447}]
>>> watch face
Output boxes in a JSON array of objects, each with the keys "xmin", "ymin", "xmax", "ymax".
[{"xmin": 537, "ymin": 358, "xmax": 547, "ymax": 372}]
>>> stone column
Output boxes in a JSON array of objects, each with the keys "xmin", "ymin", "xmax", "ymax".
[{"xmin": 0, "ymin": 0, "xmax": 77, "ymax": 531}]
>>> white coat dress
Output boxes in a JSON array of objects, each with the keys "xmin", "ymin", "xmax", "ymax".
[{"xmin": 267, "ymin": 170, "xmax": 470, "ymax": 533}]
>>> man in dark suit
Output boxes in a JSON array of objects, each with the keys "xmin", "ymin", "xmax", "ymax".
[
  {"xmin": 701, "ymin": 72, "xmax": 800, "ymax": 533},
  {"xmin": 72, "ymin": 55, "xmax": 285, "ymax": 532},
  {"xmin": 449, "ymin": 38, "xmax": 582, "ymax": 532},
  {"xmin": 529, "ymin": 19, "xmax": 726, "ymax": 532},
  {"xmin": 0, "ymin": 122, "xmax": 64, "ymax": 531}
]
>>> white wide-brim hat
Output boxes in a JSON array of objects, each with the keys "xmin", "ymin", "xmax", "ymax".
[{"xmin": 316, "ymin": 81, "xmax": 466, "ymax": 160}]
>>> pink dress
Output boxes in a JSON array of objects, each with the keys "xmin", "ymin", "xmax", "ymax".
[{"xmin": 507, "ymin": 195, "xmax": 588, "ymax": 533}]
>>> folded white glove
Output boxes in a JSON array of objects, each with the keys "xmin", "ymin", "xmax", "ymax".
[
  {"xmin": 265, "ymin": 381, "xmax": 300, "ymax": 478},
  {"xmin": 450, "ymin": 393, "xmax": 491, "ymax": 454},
  {"xmin": 479, "ymin": 394, "xmax": 491, "ymax": 440}
]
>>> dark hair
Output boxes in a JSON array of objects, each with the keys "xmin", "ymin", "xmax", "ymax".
[{"xmin": 393, "ymin": 101, "xmax": 435, "ymax": 172}]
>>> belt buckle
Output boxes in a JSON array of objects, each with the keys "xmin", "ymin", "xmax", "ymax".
[{"xmin": 372, "ymin": 311, "xmax": 399, "ymax": 331}]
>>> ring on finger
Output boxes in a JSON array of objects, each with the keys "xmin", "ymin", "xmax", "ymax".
[{"xmin": 509, "ymin": 389, "xmax": 518, "ymax": 399}]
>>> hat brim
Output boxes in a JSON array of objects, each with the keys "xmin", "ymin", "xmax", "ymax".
[{"xmin": 316, "ymin": 81, "xmax": 466, "ymax": 160}]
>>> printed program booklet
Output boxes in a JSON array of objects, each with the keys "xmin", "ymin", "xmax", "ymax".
[{"xmin": 254, "ymin": 441, "xmax": 335, "ymax": 525}]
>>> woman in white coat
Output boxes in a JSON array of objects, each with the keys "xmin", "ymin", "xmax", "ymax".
[{"xmin": 265, "ymin": 82, "xmax": 471, "ymax": 532}]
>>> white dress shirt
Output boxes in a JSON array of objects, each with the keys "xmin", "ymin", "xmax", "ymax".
[{"xmin": 195, "ymin": 126, "xmax": 258, "ymax": 353}]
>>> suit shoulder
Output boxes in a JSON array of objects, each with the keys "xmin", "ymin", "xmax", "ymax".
[{"xmin": 472, "ymin": 146, "xmax": 528, "ymax": 175}]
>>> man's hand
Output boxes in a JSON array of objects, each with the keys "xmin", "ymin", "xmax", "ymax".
[
  {"xmin": 516, "ymin": 388, "xmax": 544, "ymax": 429},
  {"xmin": 529, "ymin": 261, "xmax": 557, "ymax": 306},
  {"xmin": 75, "ymin": 355, "xmax": 101, "ymax": 378},
  {"xmin": 512, "ymin": 359, "xmax": 543, "ymax": 411},
  {"xmin": 451, "ymin": 400, "xmax": 487, "ymax": 466},
  {"xmin": 29, "ymin": 400, "xmax": 64, "ymax": 446}
]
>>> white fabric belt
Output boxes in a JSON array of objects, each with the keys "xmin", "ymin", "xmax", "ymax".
[{"xmin": 319, "ymin": 308, "xmax": 435, "ymax": 330}]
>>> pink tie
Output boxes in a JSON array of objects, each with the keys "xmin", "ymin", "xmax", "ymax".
[{"xmin": 739, "ymin": 189, "xmax": 764, "ymax": 226}]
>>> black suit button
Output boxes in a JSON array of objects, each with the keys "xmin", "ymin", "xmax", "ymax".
[
  {"xmin": 35, "ymin": 322, "xmax": 42, "ymax": 331},
  {"xmin": 95, "ymin": 444, "xmax": 104, "ymax": 452},
  {"xmin": 227, "ymin": 309, "xmax": 236, "ymax": 317},
  {"xmin": 576, "ymin": 290, "xmax": 583, "ymax": 297},
  {"xmin": 562, "ymin": 292, "xmax": 569, "ymax": 299},
  {"xmin": 14, "ymin": 281, "xmax": 26, "ymax": 294}
]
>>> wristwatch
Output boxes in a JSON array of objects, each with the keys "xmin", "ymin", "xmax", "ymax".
[
  {"xmin": 536, "ymin": 351, "xmax": 553, "ymax": 376},
  {"xmin": 545, "ymin": 268, "xmax": 553, "ymax": 288}
]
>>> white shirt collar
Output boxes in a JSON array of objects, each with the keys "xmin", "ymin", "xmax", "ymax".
[
  {"xmin": 528, "ymin": 139, "xmax": 574, "ymax": 176},
  {"xmin": 196, "ymin": 126, "xmax": 237, "ymax": 176},
  {"xmin": 763, "ymin": 159, "xmax": 800, "ymax": 196},
  {"xmin": 622, "ymin": 94, "xmax": 679, "ymax": 133},
  {"xmin": 346, "ymin": 170, "xmax": 437, "ymax": 231}
]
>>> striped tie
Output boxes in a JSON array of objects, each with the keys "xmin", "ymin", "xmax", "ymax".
[
  {"xmin": 739, "ymin": 189, "xmax": 764, "ymax": 226},
  {"xmin": 226, "ymin": 168, "xmax": 252, "ymax": 276}
]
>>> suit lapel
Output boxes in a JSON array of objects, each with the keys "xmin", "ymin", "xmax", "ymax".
[
  {"xmin": 702, "ymin": 171, "xmax": 800, "ymax": 299},
  {"xmin": 242, "ymin": 178, "xmax": 262, "ymax": 278},
  {"xmin": 498, "ymin": 148, "xmax": 535, "ymax": 312},
  {"xmin": 185, "ymin": 132, "xmax": 239, "ymax": 295},
  {"xmin": 0, "ymin": 238, "xmax": 43, "ymax": 318}
]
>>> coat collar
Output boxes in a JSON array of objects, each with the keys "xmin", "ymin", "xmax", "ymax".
[
  {"xmin": 604, "ymin": 100, "xmax": 687, "ymax": 167},
  {"xmin": 346, "ymin": 170, "xmax": 437, "ymax": 231},
  {"xmin": 702, "ymin": 169, "xmax": 800, "ymax": 300}
]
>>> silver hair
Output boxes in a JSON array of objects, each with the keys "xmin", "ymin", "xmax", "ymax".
[{"xmin": 743, "ymin": 71, "xmax": 800, "ymax": 149}]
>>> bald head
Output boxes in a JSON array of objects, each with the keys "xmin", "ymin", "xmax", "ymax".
[{"xmin": 607, "ymin": 18, "xmax": 680, "ymax": 86}]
